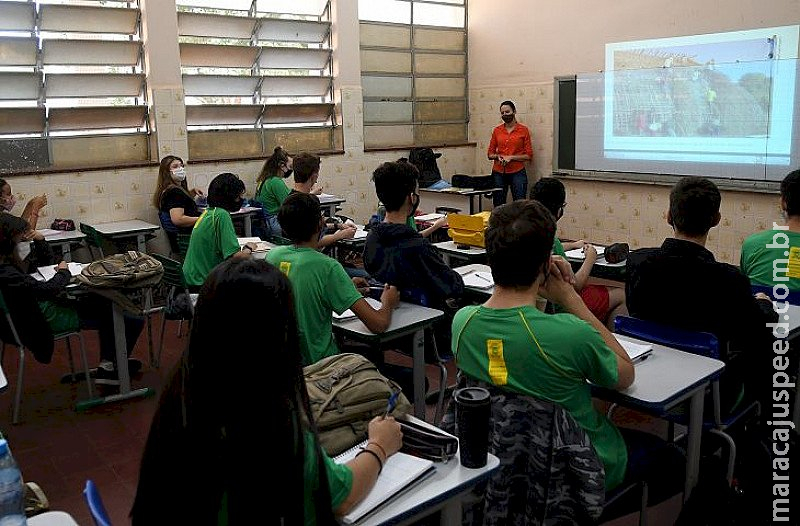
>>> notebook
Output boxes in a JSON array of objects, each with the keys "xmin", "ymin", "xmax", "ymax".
[
  {"xmin": 414, "ymin": 213, "xmax": 445, "ymax": 222},
  {"xmin": 564, "ymin": 245, "xmax": 605, "ymax": 260},
  {"xmin": 462, "ymin": 270, "xmax": 494, "ymax": 290},
  {"xmin": 37, "ymin": 262, "xmax": 85, "ymax": 282},
  {"xmin": 333, "ymin": 297, "xmax": 382, "ymax": 320},
  {"xmin": 613, "ymin": 335, "xmax": 653, "ymax": 363},
  {"xmin": 334, "ymin": 440, "xmax": 435, "ymax": 524},
  {"xmin": 237, "ymin": 237, "xmax": 272, "ymax": 253}
]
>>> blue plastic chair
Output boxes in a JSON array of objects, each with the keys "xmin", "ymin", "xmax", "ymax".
[
  {"xmin": 84, "ymin": 479, "xmax": 112, "ymax": 526},
  {"xmin": 614, "ymin": 316, "xmax": 760, "ymax": 485}
]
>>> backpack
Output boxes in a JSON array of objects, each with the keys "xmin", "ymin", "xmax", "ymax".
[
  {"xmin": 408, "ymin": 148, "xmax": 443, "ymax": 188},
  {"xmin": 304, "ymin": 353, "xmax": 411, "ymax": 456},
  {"xmin": 451, "ymin": 174, "xmax": 495, "ymax": 191},
  {"xmin": 77, "ymin": 251, "xmax": 163, "ymax": 289}
]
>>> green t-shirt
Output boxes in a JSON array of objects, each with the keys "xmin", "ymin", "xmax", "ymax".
[
  {"xmin": 740, "ymin": 229, "xmax": 800, "ymax": 291},
  {"xmin": 267, "ymin": 246, "xmax": 363, "ymax": 365},
  {"xmin": 552, "ymin": 237, "xmax": 567, "ymax": 258},
  {"xmin": 217, "ymin": 431, "xmax": 352, "ymax": 525},
  {"xmin": 452, "ymin": 304, "xmax": 627, "ymax": 489},
  {"xmin": 183, "ymin": 208, "xmax": 240, "ymax": 287},
  {"xmin": 406, "ymin": 215, "xmax": 418, "ymax": 231},
  {"xmin": 255, "ymin": 177, "xmax": 291, "ymax": 215}
]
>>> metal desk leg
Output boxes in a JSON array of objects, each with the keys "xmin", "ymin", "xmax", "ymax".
[
  {"xmin": 244, "ymin": 214, "xmax": 252, "ymax": 237},
  {"xmin": 684, "ymin": 388, "xmax": 706, "ymax": 501},
  {"xmin": 440, "ymin": 499, "xmax": 462, "ymax": 526},
  {"xmin": 136, "ymin": 234, "xmax": 146, "ymax": 253},
  {"xmin": 468, "ymin": 195, "xmax": 476, "ymax": 215},
  {"xmin": 59, "ymin": 243, "xmax": 72, "ymax": 263},
  {"xmin": 76, "ymin": 301, "xmax": 153, "ymax": 410},
  {"xmin": 413, "ymin": 328, "xmax": 426, "ymax": 419}
]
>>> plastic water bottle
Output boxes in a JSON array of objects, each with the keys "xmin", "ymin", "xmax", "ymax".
[{"xmin": 0, "ymin": 439, "xmax": 26, "ymax": 526}]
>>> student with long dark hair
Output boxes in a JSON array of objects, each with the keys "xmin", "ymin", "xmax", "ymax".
[
  {"xmin": 254, "ymin": 146, "xmax": 293, "ymax": 237},
  {"xmin": 152, "ymin": 155, "xmax": 204, "ymax": 253},
  {"xmin": 182, "ymin": 172, "xmax": 257, "ymax": 288},
  {"xmin": 131, "ymin": 259, "xmax": 402, "ymax": 524},
  {"xmin": 0, "ymin": 178, "xmax": 47, "ymax": 232}
]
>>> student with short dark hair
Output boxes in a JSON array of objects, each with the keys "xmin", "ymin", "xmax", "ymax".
[
  {"xmin": 267, "ymin": 192, "xmax": 399, "ymax": 365},
  {"xmin": 182, "ymin": 173, "xmax": 257, "ymax": 288},
  {"xmin": 741, "ymin": 168, "xmax": 800, "ymax": 291},
  {"xmin": 627, "ymin": 176, "xmax": 777, "ymax": 414},
  {"xmin": 288, "ymin": 153, "xmax": 356, "ymax": 247},
  {"xmin": 530, "ymin": 178, "xmax": 626, "ymax": 328},
  {"xmin": 453, "ymin": 200, "xmax": 682, "ymax": 509},
  {"xmin": 364, "ymin": 161, "xmax": 463, "ymax": 310},
  {"xmin": 131, "ymin": 259, "xmax": 402, "ymax": 524}
]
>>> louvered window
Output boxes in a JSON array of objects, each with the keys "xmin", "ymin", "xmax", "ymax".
[
  {"xmin": 0, "ymin": 0, "xmax": 147, "ymax": 171},
  {"xmin": 359, "ymin": 0, "xmax": 467, "ymax": 148},
  {"xmin": 177, "ymin": 0, "xmax": 337, "ymax": 159}
]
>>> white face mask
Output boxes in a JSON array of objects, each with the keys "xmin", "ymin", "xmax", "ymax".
[
  {"xmin": 13, "ymin": 241, "xmax": 31, "ymax": 262},
  {"xmin": 170, "ymin": 167, "xmax": 186, "ymax": 183}
]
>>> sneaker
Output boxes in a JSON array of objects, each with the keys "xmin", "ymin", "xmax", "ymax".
[{"xmin": 93, "ymin": 359, "xmax": 143, "ymax": 385}]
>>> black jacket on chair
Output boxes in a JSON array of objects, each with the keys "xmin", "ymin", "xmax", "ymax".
[{"xmin": 0, "ymin": 240, "xmax": 71, "ymax": 364}]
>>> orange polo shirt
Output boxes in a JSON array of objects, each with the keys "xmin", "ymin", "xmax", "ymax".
[{"xmin": 488, "ymin": 122, "xmax": 533, "ymax": 174}]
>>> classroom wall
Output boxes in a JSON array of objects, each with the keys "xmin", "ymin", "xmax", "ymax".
[
  {"xmin": 467, "ymin": 0, "xmax": 800, "ymax": 263},
  {"xmin": 4, "ymin": 0, "xmax": 476, "ymax": 256}
]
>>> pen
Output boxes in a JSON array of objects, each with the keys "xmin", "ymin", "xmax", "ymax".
[
  {"xmin": 383, "ymin": 390, "xmax": 400, "ymax": 418},
  {"xmin": 475, "ymin": 273, "xmax": 492, "ymax": 283}
]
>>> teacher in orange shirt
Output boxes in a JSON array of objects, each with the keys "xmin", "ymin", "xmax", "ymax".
[{"xmin": 487, "ymin": 100, "xmax": 533, "ymax": 207}]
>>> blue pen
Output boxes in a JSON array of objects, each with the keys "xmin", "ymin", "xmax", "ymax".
[{"xmin": 384, "ymin": 390, "xmax": 400, "ymax": 418}]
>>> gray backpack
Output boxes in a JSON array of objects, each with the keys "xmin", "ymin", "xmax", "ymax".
[
  {"xmin": 304, "ymin": 353, "xmax": 411, "ymax": 456},
  {"xmin": 77, "ymin": 251, "xmax": 163, "ymax": 289}
]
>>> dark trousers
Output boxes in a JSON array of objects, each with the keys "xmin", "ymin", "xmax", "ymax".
[
  {"xmin": 492, "ymin": 168, "xmax": 528, "ymax": 207},
  {"xmin": 77, "ymin": 295, "xmax": 144, "ymax": 363},
  {"xmin": 601, "ymin": 427, "xmax": 685, "ymax": 520}
]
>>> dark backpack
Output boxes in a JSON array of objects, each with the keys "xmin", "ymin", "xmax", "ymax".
[
  {"xmin": 451, "ymin": 174, "xmax": 495, "ymax": 191},
  {"xmin": 408, "ymin": 148, "xmax": 443, "ymax": 188}
]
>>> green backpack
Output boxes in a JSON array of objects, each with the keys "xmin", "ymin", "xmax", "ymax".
[{"xmin": 304, "ymin": 353, "xmax": 411, "ymax": 456}]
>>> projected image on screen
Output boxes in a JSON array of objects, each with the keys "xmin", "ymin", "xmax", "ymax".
[
  {"xmin": 575, "ymin": 25, "xmax": 799, "ymax": 181},
  {"xmin": 612, "ymin": 39, "xmax": 771, "ymax": 139}
]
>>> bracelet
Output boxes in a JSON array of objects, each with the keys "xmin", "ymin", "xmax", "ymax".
[
  {"xmin": 367, "ymin": 441, "xmax": 387, "ymax": 461},
  {"xmin": 356, "ymin": 448, "xmax": 383, "ymax": 473}
]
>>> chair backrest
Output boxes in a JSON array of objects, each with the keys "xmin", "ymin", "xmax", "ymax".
[
  {"xmin": 176, "ymin": 232, "xmax": 191, "ymax": 258},
  {"xmin": 79, "ymin": 223, "xmax": 105, "ymax": 258},
  {"xmin": 463, "ymin": 377, "xmax": 606, "ymax": 525},
  {"xmin": 84, "ymin": 479, "xmax": 112, "ymax": 526},
  {"xmin": 0, "ymin": 289, "xmax": 22, "ymax": 348},
  {"xmin": 150, "ymin": 253, "xmax": 188, "ymax": 289},
  {"xmin": 614, "ymin": 315, "xmax": 720, "ymax": 359}
]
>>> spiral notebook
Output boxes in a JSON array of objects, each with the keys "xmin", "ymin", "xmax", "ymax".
[{"xmin": 333, "ymin": 441, "xmax": 435, "ymax": 524}]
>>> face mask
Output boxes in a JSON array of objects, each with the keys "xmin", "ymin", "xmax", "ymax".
[
  {"xmin": 14, "ymin": 240, "xmax": 31, "ymax": 262},
  {"xmin": 234, "ymin": 198, "xmax": 244, "ymax": 211},
  {"xmin": 170, "ymin": 167, "xmax": 186, "ymax": 183},
  {"xmin": 408, "ymin": 193, "xmax": 420, "ymax": 218},
  {"xmin": 283, "ymin": 169, "xmax": 293, "ymax": 179},
  {"xmin": 501, "ymin": 114, "xmax": 514, "ymax": 124},
  {"xmin": 2, "ymin": 195, "xmax": 17, "ymax": 212}
]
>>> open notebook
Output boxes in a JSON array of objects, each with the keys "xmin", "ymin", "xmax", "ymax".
[
  {"xmin": 613, "ymin": 335, "xmax": 653, "ymax": 363},
  {"xmin": 461, "ymin": 270, "xmax": 494, "ymax": 290},
  {"xmin": 36, "ymin": 263, "xmax": 85, "ymax": 282},
  {"xmin": 564, "ymin": 245, "xmax": 605, "ymax": 260},
  {"xmin": 334, "ymin": 440, "xmax": 435, "ymax": 524},
  {"xmin": 333, "ymin": 297, "xmax": 382, "ymax": 321},
  {"xmin": 237, "ymin": 237, "xmax": 272, "ymax": 253}
]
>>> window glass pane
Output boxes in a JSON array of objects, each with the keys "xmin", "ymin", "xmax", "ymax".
[
  {"xmin": 359, "ymin": 23, "xmax": 410, "ymax": 49},
  {"xmin": 415, "ymin": 100, "xmax": 466, "ymax": 122},
  {"xmin": 364, "ymin": 124, "xmax": 414, "ymax": 148},
  {"xmin": 357, "ymin": 0, "xmax": 410, "ymax": 24},
  {"xmin": 361, "ymin": 76, "xmax": 412, "ymax": 98},
  {"xmin": 413, "ymin": 3, "xmax": 464, "ymax": 28},
  {"xmin": 360, "ymin": 49, "xmax": 411, "ymax": 73},
  {"xmin": 415, "ymin": 77, "xmax": 465, "ymax": 98},
  {"xmin": 413, "ymin": 28, "xmax": 465, "ymax": 51},
  {"xmin": 364, "ymin": 101, "xmax": 412, "ymax": 123},
  {"xmin": 414, "ymin": 53, "xmax": 465, "ymax": 75},
  {"xmin": 414, "ymin": 123, "xmax": 466, "ymax": 144}
]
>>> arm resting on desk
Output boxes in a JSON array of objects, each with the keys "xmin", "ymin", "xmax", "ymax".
[{"xmin": 350, "ymin": 292, "xmax": 396, "ymax": 334}]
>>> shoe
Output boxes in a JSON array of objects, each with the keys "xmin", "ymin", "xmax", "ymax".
[{"xmin": 93, "ymin": 359, "xmax": 143, "ymax": 385}]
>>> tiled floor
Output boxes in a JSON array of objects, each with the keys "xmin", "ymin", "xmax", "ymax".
[{"xmin": 0, "ymin": 319, "xmax": 681, "ymax": 525}]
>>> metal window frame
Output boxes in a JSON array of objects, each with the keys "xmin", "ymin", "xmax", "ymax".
[{"xmin": 358, "ymin": 0, "xmax": 469, "ymax": 146}]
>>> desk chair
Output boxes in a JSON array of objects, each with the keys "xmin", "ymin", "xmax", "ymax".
[
  {"xmin": 79, "ymin": 223, "xmax": 106, "ymax": 260},
  {"xmin": 0, "ymin": 290, "xmax": 93, "ymax": 424},
  {"xmin": 176, "ymin": 232, "xmax": 191, "ymax": 260},
  {"xmin": 83, "ymin": 480, "xmax": 112, "ymax": 526},
  {"xmin": 614, "ymin": 316, "xmax": 760, "ymax": 485},
  {"xmin": 463, "ymin": 378, "xmax": 647, "ymax": 525},
  {"xmin": 151, "ymin": 253, "xmax": 194, "ymax": 368}
]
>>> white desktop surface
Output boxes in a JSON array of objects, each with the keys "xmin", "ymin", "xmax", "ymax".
[
  {"xmin": 319, "ymin": 193, "xmax": 345, "ymax": 204},
  {"xmin": 433, "ymin": 241, "xmax": 486, "ymax": 256},
  {"xmin": 28, "ymin": 511, "xmax": 79, "ymax": 526},
  {"xmin": 43, "ymin": 230, "xmax": 86, "ymax": 242},
  {"xmin": 333, "ymin": 302, "xmax": 443, "ymax": 337},
  {"xmin": 91, "ymin": 219, "xmax": 160, "ymax": 235},
  {"xmin": 454, "ymin": 264, "xmax": 493, "ymax": 296},
  {"xmin": 785, "ymin": 303, "xmax": 800, "ymax": 335},
  {"xmin": 231, "ymin": 206, "xmax": 260, "ymax": 215},
  {"xmin": 358, "ymin": 452, "xmax": 499, "ymax": 526}
]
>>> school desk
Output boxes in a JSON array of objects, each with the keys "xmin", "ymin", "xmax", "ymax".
[
  {"xmin": 419, "ymin": 187, "xmax": 499, "ymax": 215},
  {"xmin": 332, "ymin": 301, "xmax": 444, "ymax": 419},
  {"xmin": 433, "ymin": 241, "xmax": 486, "ymax": 267},
  {"xmin": 230, "ymin": 205, "xmax": 260, "ymax": 237},
  {"xmin": 85, "ymin": 219, "xmax": 160, "ymax": 253},
  {"xmin": 42, "ymin": 229, "xmax": 86, "ymax": 263},
  {"xmin": 318, "ymin": 193, "xmax": 346, "ymax": 217}
]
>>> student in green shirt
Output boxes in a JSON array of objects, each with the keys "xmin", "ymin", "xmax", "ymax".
[
  {"xmin": 182, "ymin": 173, "xmax": 257, "ymax": 288},
  {"xmin": 254, "ymin": 146, "xmax": 292, "ymax": 238},
  {"xmin": 741, "ymin": 169, "xmax": 800, "ymax": 292},
  {"xmin": 267, "ymin": 192, "xmax": 400, "ymax": 365},
  {"xmin": 132, "ymin": 259, "xmax": 403, "ymax": 525},
  {"xmin": 453, "ymin": 200, "xmax": 683, "ymax": 509}
]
